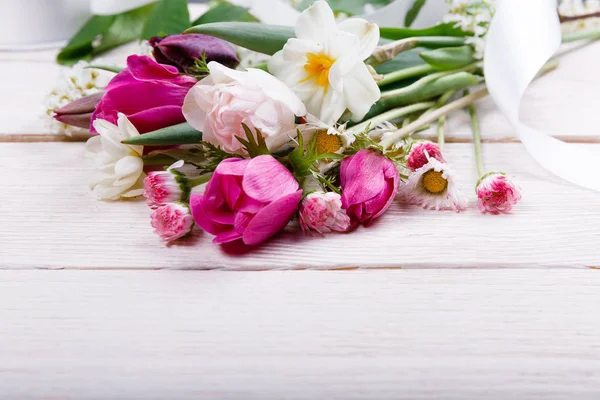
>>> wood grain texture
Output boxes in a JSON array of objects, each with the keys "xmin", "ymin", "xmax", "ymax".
[
  {"xmin": 1, "ymin": 269, "xmax": 600, "ymax": 399},
  {"xmin": 1, "ymin": 142, "xmax": 599, "ymax": 270}
]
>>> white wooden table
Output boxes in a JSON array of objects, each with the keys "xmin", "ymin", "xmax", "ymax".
[{"xmin": 1, "ymin": 38, "xmax": 600, "ymax": 398}]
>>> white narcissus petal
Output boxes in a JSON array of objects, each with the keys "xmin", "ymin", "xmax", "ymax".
[
  {"xmin": 295, "ymin": 0, "xmax": 338, "ymax": 41},
  {"xmin": 85, "ymin": 136, "xmax": 102, "ymax": 156},
  {"xmin": 337, "ymin": 18, "xmax": 380, "ymax": 61},
  {"xmin": 117, "ymin": 113, "xmax": 143, "ymax": 156},
  {"xmin": 343, "ymin": 62, "xmax": 381, "ymax": 122},
  {"xmin": 114, "ymin": 156, "xmax": 144, "ymax": 182},
  {"xmin": 318, "ymin": 88, "xmax": 347, "ymax": 126}
]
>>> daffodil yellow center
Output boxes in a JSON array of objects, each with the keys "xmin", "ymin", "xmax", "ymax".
[
  {"xmin": 304, "ymin": 53, "xmax": 334, "ymax": 87},
  {"xmin": 422, "ymin": 170, "xmax": 448, "ymax": 194},
  {"xmin": 315, "ymin": 130, "xmax": 343, "ymax": 154}
]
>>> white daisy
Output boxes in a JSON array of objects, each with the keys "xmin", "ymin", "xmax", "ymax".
[{"xmin": 400, "ymin": 156, "xmax": 468, "ymax": 212}]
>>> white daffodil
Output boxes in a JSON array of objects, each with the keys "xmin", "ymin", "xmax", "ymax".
[
  {"xmin": 268, "ymin": 0, "xmax": 381, "ymax": 125},
  {"xmin": 86, "ymin": 113, "xmax": 145, "ymax": 200}
]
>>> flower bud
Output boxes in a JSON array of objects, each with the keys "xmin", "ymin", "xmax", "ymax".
[
  {"xmin": 407, "ymin": 141, "xmax": 445, "ymax": 171},
  {"xmin": 143, "ymin": 167, "xmax": 189, "ymax": 208},
  {"xmin": 299, "ymin": 192, "xmax": 351, "ymax": 234},
  {"xmin": 149, "ymin": 34, "xmax": 239, "ymax": 73},
  {"xmin": 476, "ymin": 172, "xmax": 522, "ymax": 214},
  {"xmin": 54, "ymin": 91, "xmax": 104, "ymax": 129},
  {"xmin": 150, "ymin": 203, "xmax": 195, "ymax": 243}
]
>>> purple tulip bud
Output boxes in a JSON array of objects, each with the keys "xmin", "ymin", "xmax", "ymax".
[
  {"xmin": 149, "ymin": 34, "xmax": 240, "ymax": 74},
  {"xmin": 54, "ymin": 91, "xmax": 104, "ymax": 129}
]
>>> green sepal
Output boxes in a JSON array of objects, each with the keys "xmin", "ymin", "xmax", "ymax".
[
  {"xmin": 288, "ymin": 131, "xmax": 344, "ymax": 179},
  {"xmin": 420, "ymin": 45, "xmax": 476, "ymax": 70},
  {"xmin": 122, "ymin": 123, "xmax": 203, "ymax": 146},
  {"xmin": 185, "ymin": 22, "xmax": 294, "ymax": 55},
  {"xmin": 235, "ymin": 124, "xmax": 270, "ymax": 157}
]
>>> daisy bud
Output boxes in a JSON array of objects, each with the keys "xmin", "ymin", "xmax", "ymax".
[
  {"xmin": 299, "ymin": 192, "xmax": 351, "ymax": 234},
  {"xmin": 476, "ymin": 172, "xmax": 522, "ymax": 214},
  {"xmin": 407, "ymin": 141, "xmax": 445, "ymax": 171},
  {"xmin": 144, "ymin": 168, "xmax": 189, "ymax": 208},
  {"xmin": 150, "ymin": 203, "xmax": 195, "ymax": 243}
]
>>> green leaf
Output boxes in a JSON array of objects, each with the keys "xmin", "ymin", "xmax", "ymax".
[
  {"xmin": 192, "ymin": 1, "xmax": 258, "ymax": 25},
  {"xmin": 186, "ymin": 22, "xmax": 295, "ymax": 55},
  {"xmin": 57, "ymin": 15, "xmax": 116, "ymax": 65},
  {"xmin": 93, "ymin": 4, "xmax": 156, "ymax": 55},
  {"xmin": 405, "ymin": 0, "xmax": 427, "ymax": 27},
  {"xmin": 380, "ymin": 22, "xmax": 467, "ymax": 40},
  {"xmin": 141, "ymin": 0, "xmax": 190, "ymax": 39},
  {"xmin": 420, "ymin": 46, "xmax": 476, "ymax": 70},
  {"xmin": 122, "ymin": 123, "xmax": 203, "ymax": 146}
]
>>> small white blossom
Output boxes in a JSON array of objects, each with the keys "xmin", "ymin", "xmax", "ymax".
[
  {"xmin": 86, "ymin": 113, "xmax": 145, "ymax": 201},
  {"xmin": 443, "ymin": 0, "xmax": 496, "ymax": 59},
  {"xmin": 43, "ymin": 61, "xmax": 108, "ymax": 136}
]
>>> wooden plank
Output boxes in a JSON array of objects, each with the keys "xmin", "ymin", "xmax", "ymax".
[
  {"xmin": 1, "ymin": 39, "xmax": 598, "ymax": 142},
  {"xmin": 1, "ymin": 142, "xmax": 599, "ymax": 270},
  {"xmin": 1, "ymin": 269, "xmax": 600, "ymax": 399}
]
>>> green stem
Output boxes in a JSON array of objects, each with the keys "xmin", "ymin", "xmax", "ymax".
[
  {"xmin": 437, "ymin": 116, "xmax": 446, "ymax": 151},
  {"xmin": 188, "ymin": 174, "xmax": 213, "ymax": 187},
  {"xmin": 379, "ymin": 87, "xmax": 489, "ymax": 149},
  {"xmin": 468, "ymin": 103, "xmax": 485, "ymax": 178},
  {"xmin": 378, "ymin": 64, "xmax": 435, "ymax": 87},
  {"xmin": 346, "ymin": 101, "xmax": 436, "ymax": 136},
  {"xmin": 380, "ymin": 62, "xmax": 480, "ymax": 100},
  {"xmin": 562, "ymin": 28, "xmax": 600, "ymax": 43}
]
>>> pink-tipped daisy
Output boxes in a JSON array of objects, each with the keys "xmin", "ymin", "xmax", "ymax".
[
  {"xmin": 476, "ymin": 172, "xmax": 522, "ymax": 214},
  {"xmin": 407, "ymin": 141, "xmax": 445, "ymax": 171},
  {"xmin": 401, "ymin": 157, "xmax": 467, "ymax": 212}
]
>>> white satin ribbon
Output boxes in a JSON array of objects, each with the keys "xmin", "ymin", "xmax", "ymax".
[
  {"xmin": 485, "ymin": 0, "xmax": 600, "ymax": 191},
  {"xmin": 90, "ymin": 0, "xmax": 157, "ymax": 15}
]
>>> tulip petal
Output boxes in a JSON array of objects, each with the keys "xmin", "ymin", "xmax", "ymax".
[
  {"xmin": 190, "ymin": 193, "xmax": 230, "ymax": 236},
  {"xmin": 341, "ymin": 151, "xmax": 386, "ymax": 205},
  {"xmin": 337, "ymin": 18, "xmax": 380, "ymax": 61},
  {"xmin": 213, "ymin": 229, "xmax": 244, "ymax": 244},
  {"xmin": 242, "ymin": 190, "xmax": 302, "ymax": 246},
  {"xmin": 242, "ymin": 156, "xmax": 300, "ymax": 203}
]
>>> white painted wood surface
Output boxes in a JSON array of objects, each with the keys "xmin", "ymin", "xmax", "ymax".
[
  {"xmin": 1, "ymin": 270, "xmax": 600, "ymax": 399},
  {"xmin": 2, "ymin": 142, "xmax": 599, "ymax": 270}
]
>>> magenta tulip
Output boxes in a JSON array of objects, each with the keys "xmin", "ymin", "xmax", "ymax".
[
  {"xmin": 91, "ymin": 55, "xmax": 197, "ymax": 134},
  {"xmin": 340, "ymin": 150, "xmax": 399, "ymax": 224},
  {"xmin": 190, "ymin": 156, "xmax": 302, "ymax": 246}
]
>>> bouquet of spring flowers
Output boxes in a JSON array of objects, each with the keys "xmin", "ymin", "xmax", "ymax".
[{"xmin": 51, "ymin": 0, "xmax": 600, "ymax": 246}]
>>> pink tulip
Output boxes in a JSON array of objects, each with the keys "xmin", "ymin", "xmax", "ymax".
[
  {"xmin": 407, "ymin": 141, "xmax": 445, "ymax": 171},
  {"xmin": 150, "ymin": 203, "xmax": 195, "ymax": 243},
  {"xmin": 190, "ymin": 155, "xmax": 302, "ymax": 245},
  {"xmin": 477, "ymin": 173, "xmax": 522, "ymax": 214},
  {"xmin": 91, "ymin": 55, "xmax": 197, "ymax": 134},
  {"xmin": 340, "ymin": 150, "xmax": 399, "ymax": 224}
]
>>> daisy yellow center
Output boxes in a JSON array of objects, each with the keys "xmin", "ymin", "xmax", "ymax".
[
  {"xmin": 316, "ymin": 130, "xmax": 342, "ymax": 154},
  {"xmin": 422, "ymin": 170, "xmax": 448, "ymax": 194},
  {"xmin": 304, "ymin": 53, "xmax": 334, "ymax": 87}
]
